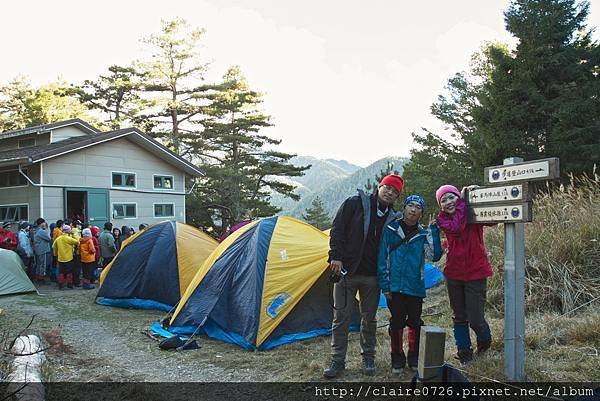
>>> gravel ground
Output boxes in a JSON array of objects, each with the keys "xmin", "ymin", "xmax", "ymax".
[
  {"xmin": 2, "ymin": 282, "xmax": 598, "ymax": 386},
  {"xmin": 0, "ymin": 285, "xmax": 276, "ymax": 382}
]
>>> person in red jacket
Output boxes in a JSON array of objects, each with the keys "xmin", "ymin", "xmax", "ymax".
[
  {"xmin": 0, "ymin": 222, "xmax": 18, "ymax": 251},
  {"xmin": 435, "ymin": 184, "xmax": 493, "ymax": 364}
]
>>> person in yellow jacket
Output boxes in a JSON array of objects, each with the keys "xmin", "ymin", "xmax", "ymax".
[
  {"xmin": 79, "ymin": 228, "xmax": 96, "ymax": 290},
  {"xmin": 53, "ymin": 225, "xmax": 79, "ymax": 290},
  {"xmin": 51, "ymin": 219, "xmax": 64, "ymax": 282}
]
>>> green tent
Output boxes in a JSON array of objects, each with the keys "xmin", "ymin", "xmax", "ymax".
[{"xmin": 0, "ymin": 249, "xmax": 36, "ymax": 296}]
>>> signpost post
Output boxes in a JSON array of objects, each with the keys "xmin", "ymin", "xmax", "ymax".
[
  {"xmin": 466, "ymin": 156, "xmax": 560, "ymax": 381},
  {"xmin": 500, "ymin": 157, "xmax": 526, "ymax": 381}
]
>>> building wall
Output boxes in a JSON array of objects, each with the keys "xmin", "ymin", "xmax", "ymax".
[
  {"xmin": 0, "ymin": 164, "xmax": 41, "ymax": 223},
  {"xmin": 109, "ymin": 190, "xmax": 185, "ymax": 229},
  {"xmin": 41, "ymin": 137, "xmax": 188, "ymax": 227}
]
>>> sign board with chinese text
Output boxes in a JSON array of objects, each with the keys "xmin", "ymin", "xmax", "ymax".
[
  {"xmin": 467, "ymin": 202, "xmax": 532, "ymax": 224},
  {"xmin": 484, "ymin": 157, "xmax": 559, "ymax": 184},
  {"xmin": 466, "ymin": 183, "xmax": 529, "ymax": 205}
]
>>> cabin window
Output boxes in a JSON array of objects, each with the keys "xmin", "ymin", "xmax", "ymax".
[
  {"xmin": 0, "ymin": 170, "xmax": 28, "ymax": 188},
  {"xmin": 0, "ymin": 204, "xmax": 28, "ymax": 222},
  {"xmin": 112, "ymin": 203, "xmax": 136, "ymax": 219},
  {"xmin": 112, "ymin": 172, "xmax": 136, "ymax": 188},
  {"xmin": 18, "ymin": 138, "xmax": 35, "ymax": 148},
  {"xmin": 153, "ymin": 175, "xmax": 174, "ymax": 190},
  {"xmin": 154, "ymin": 203, "xmax": 174, "ymax": 217}
]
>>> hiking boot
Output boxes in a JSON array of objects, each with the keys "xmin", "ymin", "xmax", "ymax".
[
  {"xmin": 323, "ymin": 361, "xmax": 345, "ymax": 379},
  {"xmin": 476, "ymin": 338, "xmax": 492, "ymax": 355},
  {"xmin": 456, "ymin": 348, "xmax": 473, "ymax": 364},
  {"xmin": 391, "ymin": 352, "xmax": 406, "ymax": 374},
  {"xmin": 407, "ymin": 350, "xmax": 418, "ymax": 371},
  {"xmin": 363, "ymin": 357, "xmax": 375, "ymax": 376}
]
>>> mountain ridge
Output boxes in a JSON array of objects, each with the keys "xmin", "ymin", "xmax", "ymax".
[{"xmin": 271, "ymin": 155, "xmax": 409, "ymax": 218}]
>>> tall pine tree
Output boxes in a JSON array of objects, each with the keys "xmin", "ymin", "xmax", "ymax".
[
  {"xmin": 487, "ymin": 0, "xmax": 600, "ymax": 177},
  {"xmin": 137, "ymin": 18, "xmax": 213, "ymax": 155},
  {"xmin": 405, "ymin": 0, "xmax": 599, "ymax": 204},
  {"xmin": 188, "ymin": 66, "xmax": 308, "ymax": 234},
  {"xmin": 75, "ymin": 65, "xmax": 147, "ymax": 130}
]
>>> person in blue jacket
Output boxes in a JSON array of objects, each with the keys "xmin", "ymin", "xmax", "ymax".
[{"xmin": 377, "ymin": 194, "xmax": 442, "ymax": 373}]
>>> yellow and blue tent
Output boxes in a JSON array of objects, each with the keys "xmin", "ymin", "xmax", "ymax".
[
  {"xmin": 162, "ymin": 216, "xmax": 359, "ymax": 350},
  {"xmin": 96, "ymin": 221, "xmax": 218, "ymax": 311}
]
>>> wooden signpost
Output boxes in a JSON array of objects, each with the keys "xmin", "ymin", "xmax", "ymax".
[
  {"xmin": 466, "ymin": 157, "xmax": 559, "ymax": 381},
  {"xmin": 484, "ymin": 157, "xmax": 560, "ymax": 184}
]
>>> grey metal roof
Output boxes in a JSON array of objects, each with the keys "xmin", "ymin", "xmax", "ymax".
[
  {"xmin": 0, "ymin": 119, "xmax": 100, "ymax": 140},
  {"xmin": 0, "ymin": 127, "xmax": 203, "ymax": 177}
]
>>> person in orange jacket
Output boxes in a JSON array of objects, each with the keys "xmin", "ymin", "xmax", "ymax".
[
  {"xmin": 79, "ymin": 228, "xmax": 96, "ymax": 290},
  {"xmin": 52, "ymin": 220, "xmax": 63, "ymax": 242}
]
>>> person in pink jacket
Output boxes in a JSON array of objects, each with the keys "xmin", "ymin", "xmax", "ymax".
[{"xmin": 435, "ymin": 184, "xmax": 493, "ymax": 364}]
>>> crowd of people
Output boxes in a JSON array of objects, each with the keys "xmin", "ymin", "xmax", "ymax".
[
  {"xmin": 0, "ymin": 219, "xmax": 149, "ymax": 290},
  {"xmin": 325, "ymin": 174, "xmax": 494, "ymax": 378}
]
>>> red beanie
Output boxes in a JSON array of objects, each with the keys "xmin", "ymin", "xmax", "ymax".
[{"xmin": 379, "ymin": 174, "xmax": 404, "ymax": 193}]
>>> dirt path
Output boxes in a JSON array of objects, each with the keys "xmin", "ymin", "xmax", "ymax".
[
  {"xmin": 0, "ymin": 285, "xmax": 273, "ymax": 382},
  {"xmin": 0, "ymin": 284, "xmax": 432, "ymax": 383},
  {"xmin": 5, "ymin": 283, "xmax": 597, "ymax": 384}
]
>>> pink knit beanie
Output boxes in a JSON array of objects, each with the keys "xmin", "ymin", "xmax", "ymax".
[{"xmin": 435, "ymin": 184, "xmax": 461, "ymax": 206}]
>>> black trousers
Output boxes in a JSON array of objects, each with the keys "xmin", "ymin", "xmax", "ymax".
[
  {"xmin": 58, "ymin": 260, "xmax": 73, "ymax": 275},
  {"xmin": 71, "ymin": 254, "xmax": 81, "ymax": 285},
  {"xmin": 446, "ymin": 278, "xmax": 491, "ymax": 340},
  {"xmin": 386, "ymin": 292, "xmax": 424, "ymax": 330},
  {"xmin": 81, "ymin": 262, "xmax": 96, "ymax": 281}
]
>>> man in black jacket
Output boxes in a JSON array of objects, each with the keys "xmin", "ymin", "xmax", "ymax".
[{"xmin": 324, "ymin": 174, "xmax": 404, "ymax": 378}]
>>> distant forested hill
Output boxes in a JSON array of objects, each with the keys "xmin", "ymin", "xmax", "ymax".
[{"xmin": 270, "ymin": 156, "xmax": 409, "ymax": 220}]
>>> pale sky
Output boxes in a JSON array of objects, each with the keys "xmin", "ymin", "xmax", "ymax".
[{"xmin": 1, "ymin": 1, "xmax": 599, "ymax": 166}]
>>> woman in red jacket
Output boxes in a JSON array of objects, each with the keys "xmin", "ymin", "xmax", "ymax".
[{"xmin": 436, "ymin": 184, "xmax": 493, "ymax": 364}]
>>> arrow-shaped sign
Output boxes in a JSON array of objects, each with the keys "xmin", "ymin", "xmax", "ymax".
[{"xmin": 484, "ymin": 157, "xmax": 559, "ymax": 184}]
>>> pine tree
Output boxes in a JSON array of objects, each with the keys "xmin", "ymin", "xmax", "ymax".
[
  {"xmin": 75, "ymin": 65, "xmax": 147, "ymax": 130},
  {"xmin": 405, "ymin": 0, "xmax": 600, "ymax": 202},
  {"xmin": 491, "ymin": 0, "xmax": 600, "ymax": 177},
  {"xmin": 302, "ymin": 196, "xmax": 331, "ymax": 230},
  {"xmin": 137, "ymin": 18, "xmax": 213, "ymax": 155},
  {"xmin": 188, "ymin": 66, "xmax": 308, "ymax": 234}
]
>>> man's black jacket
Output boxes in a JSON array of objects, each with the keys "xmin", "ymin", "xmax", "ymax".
[{"xmin": 328, "ymin": 189, "xmax": 399, "ymax": 275}]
